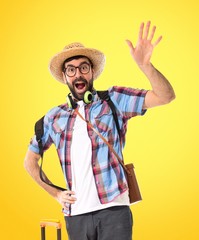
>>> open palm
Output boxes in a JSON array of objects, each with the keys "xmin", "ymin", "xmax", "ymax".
[{"xmin": 126, "ymin": 21, "xmax": 162, "ymax": 67}]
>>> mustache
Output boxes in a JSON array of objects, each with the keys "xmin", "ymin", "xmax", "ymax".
[{"xmin": 73, "ymin": 77, "xmax": 88, "ymax": 85}]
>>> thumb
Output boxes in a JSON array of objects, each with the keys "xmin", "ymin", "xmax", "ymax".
[
  {"xmin": 125, "ymin": 39, "xmax": 135, "ymax": 54},
  {"xmin": 126, "ymin": 39, "xmax": 134, "ymax": 48}
]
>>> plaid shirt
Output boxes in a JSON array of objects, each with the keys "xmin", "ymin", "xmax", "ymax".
[{"xmin": 29, "ymin": 86, "xmax": 147, "ymax": 205}]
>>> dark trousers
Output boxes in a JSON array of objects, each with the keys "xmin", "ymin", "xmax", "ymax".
[{"xmin": 65, "ymin": 206, "xmax": 133, "ymax": 240}]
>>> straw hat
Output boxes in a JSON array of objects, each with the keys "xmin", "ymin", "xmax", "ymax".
[{"xmin": 49, "ymin": 42, "xmax": 106, "ymax": 84}]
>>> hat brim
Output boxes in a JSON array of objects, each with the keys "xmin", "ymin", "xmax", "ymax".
[{"xmin": 49, "ymin": 47, "xmax": 106, "ymax": 83}]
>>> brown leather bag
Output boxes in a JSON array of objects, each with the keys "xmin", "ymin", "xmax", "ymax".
[{"xmin": 125, "ymin": 163, "xmax": 142, "ymax": 203}]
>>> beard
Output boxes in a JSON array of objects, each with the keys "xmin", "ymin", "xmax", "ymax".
[{"xmin": 67, "ymin": 76, "xmax": 94, "ymax": 101}]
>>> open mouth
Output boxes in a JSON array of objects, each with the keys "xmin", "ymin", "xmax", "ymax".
[{"xmin": 75, "ymin": 82, "xmax": 86, "ymax": 90}]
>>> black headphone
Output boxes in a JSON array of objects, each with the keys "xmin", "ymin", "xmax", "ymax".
[{"xmin": 66, "ymin": 91, "xmax": 93, "ymax": 109}]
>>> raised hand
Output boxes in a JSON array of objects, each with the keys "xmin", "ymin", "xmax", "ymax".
[{"xmin": 126, "ymin": 21, "xmax": 162, "ymax": 68}]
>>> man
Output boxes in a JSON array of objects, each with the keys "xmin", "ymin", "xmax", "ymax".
[{"xmin": 24, "ymin": 21, "xmax": 175, "ymax": 240}]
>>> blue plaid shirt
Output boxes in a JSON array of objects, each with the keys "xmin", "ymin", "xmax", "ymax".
[{"xmin": 29, "ymin": 86, "xmax": 147, "ymax": 204}]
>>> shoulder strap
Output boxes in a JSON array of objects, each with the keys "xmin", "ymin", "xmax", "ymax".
[
  {"xmin": 34, "ymin": 116, "xmax": 66, "ymax": 191},
  {"xmin": 97, "ymin": 90, "xmax": 121, "ymax": 141},
  {"xmin": 35, "ymin": 116, "xmax": 45, "ymax": 157}
]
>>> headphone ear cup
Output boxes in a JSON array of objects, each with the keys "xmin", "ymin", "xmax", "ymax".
[
  {"xmin": 84, "ymin": 91, "xmax": 93, "ymax": 104},
  {"xmin": 66, "ymin": 94, "xmax": 78, "ymax": 109},
  {"xmin": 66, "ymin": 95, "xmax": 73, "ymax": 108}
]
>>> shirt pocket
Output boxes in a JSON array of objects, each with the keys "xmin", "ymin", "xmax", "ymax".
[
  {"xmin": 94, "ymin": 107, "xmax": 113, "ymax": 132},
  {"xmin": 93, "ymin": 104, "xmax": 124, "ymax": 144},
  {"xmin": 52, "ymin": 117, "xmax": 67, "ymax": 133}
]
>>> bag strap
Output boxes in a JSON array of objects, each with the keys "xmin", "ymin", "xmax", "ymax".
[
  {"xmin": 35, "ymin": 116, "xmax": 45, "ymax": 157},
  {"xmin": 97, "ymin": 91, "xmax": 121, "ymax": 141},
  {"xmin": 74, "ymin": 109, "xmax": 131, "ymax": 176},
  {"xmin": 35, "ymin": 117, "xmax": 66, "ymax": 191}
]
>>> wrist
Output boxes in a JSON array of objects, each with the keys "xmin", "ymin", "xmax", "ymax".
[{"xmin": 138, "ymin": 62, "xmax": 153, "ymax": 72}]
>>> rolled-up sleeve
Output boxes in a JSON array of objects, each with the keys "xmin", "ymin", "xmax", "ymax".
[{"xmin": 109, "ymin": 86, "xmax": 148, "ymax": 119}]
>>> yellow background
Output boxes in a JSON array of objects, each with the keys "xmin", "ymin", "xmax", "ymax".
[{"xmin": 1, "ymin": 0, "xmax": 199, "ymax": 239}]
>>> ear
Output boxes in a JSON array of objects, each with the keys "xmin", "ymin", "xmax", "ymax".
[
  {"xmin": 62, "ymin": 72, "xmax": 67, "ymax": 84},
  {"xmin": 92, "ymin": 68, "xmax": 94, "ymax": 76}
]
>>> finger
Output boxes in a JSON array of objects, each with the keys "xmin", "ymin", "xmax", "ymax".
[
  {"xmin": 148, "ymin": 25, "xmax": 156, "ymax": 41},
  {"xmin": 138, "ymin": 22, "xmax": 144, "ymax": 40},
  {"xmin": 60, "ymin": 191, "xmax": 77, "ymax": 202},
  {"xmin": 67, "ymin": 191, "xmax": 76, "ymax": 196},
  {"xmin": 62, "ymin": 194, "xmax": 77, "ymax": 202},
  {"xmin": 126, "ymin": 39, "xmax": 134, "ymax": 50},
  {"xmin": 143, "ymin": 21, "xmax": 151, "ymax": 40},
  {"xmin": 126, "ymin": 40, "xmax": 135, "ymax": 55},
  {"xmin": 153, "ymin": 35, "xmax": 163, "ymax": 47},
  {"xmin": 67, "ymin": 194, "xmax": 77, "ymax": 201},
  {"xmin": 65, "ymin": 198, "xmax": 76, "ymax": 204},
  {"xmin": 61, "ymin": 196, "xmax": 76, "ymax": 206},
  {"xmin": 62, "ymin": 190, "xmax": 76, "ymax": 198}
]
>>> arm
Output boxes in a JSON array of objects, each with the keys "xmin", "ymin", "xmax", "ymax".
[
  {"xmin": 126, "ymin": 21, "xmax": 176, "ymax": 109},
  {"xmin": 24, "ymin": 149, "xmax": 76, "ymax": 210}
]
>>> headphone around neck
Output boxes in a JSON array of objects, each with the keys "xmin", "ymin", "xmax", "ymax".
[{"xmin": 66, "ymin": 91, "xmax": 93, "ymax": 109}]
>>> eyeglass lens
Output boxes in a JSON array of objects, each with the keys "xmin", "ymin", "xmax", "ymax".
[{"xmin": 65, "ymin": 63, "xmax": 90, "ymax": 77}]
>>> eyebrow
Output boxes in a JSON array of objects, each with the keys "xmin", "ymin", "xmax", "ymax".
[{"xmin": 65, "ymin": 61, "xmax": 90, "ymax": 68}]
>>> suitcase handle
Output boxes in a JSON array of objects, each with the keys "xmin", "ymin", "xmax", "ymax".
[{"xmin": 40, "ymin": 219, "xmax": 61, "ymax": 240}]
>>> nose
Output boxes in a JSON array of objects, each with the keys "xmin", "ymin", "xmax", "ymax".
[{"xmin": 75, "ymin": 67, "xmax": 82, "ymax": 77}]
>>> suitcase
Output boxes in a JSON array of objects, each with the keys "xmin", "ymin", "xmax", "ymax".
[{"xmin": 40, "ymin": 219, "xmax": 62, "ymax": 240}]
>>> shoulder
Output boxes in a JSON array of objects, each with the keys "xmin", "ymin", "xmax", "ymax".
[{"xmin": 44, "ymin": 103, "xmax": 70, "ymax": 124}]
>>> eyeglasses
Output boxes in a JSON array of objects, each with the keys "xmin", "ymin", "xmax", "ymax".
[{"xmin": 64, "ymin": 62, "xmax": 91, "ymax": 77}]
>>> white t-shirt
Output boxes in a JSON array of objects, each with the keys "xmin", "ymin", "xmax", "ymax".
[{"xmin": 70, "ymin": 101, "xmax": 129, "ymax": 216}]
